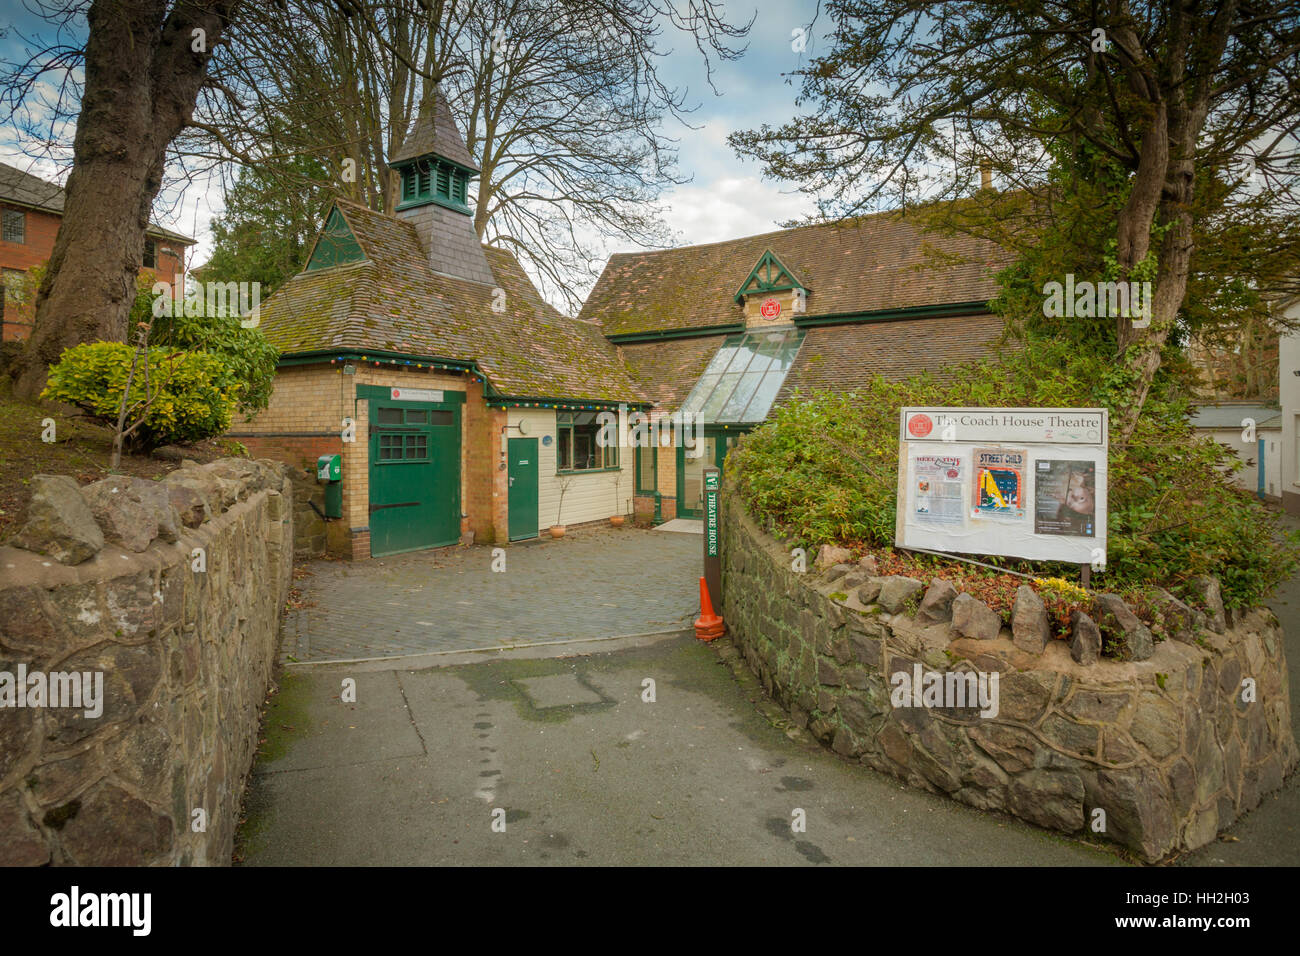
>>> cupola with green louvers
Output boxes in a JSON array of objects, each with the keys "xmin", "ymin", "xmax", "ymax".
[
  {"xmin": 390, "ymin": 89, "xmax": 480, "ymax": 217},
  {"xmin": 388, "ymin": 88, "xmax": 496, "ymax": 286}
]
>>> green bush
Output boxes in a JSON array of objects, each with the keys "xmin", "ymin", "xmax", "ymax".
[
  {"xmin": 148, "ymin": 304, "xmax": 279, "ymax": 417},
  {"xmin": 42, "ymin": 342, "xmax": 239, "ymax": 449},
  {"xmin": 728, "ymin": 338, "xmax": 1298, "ymax": 611}
]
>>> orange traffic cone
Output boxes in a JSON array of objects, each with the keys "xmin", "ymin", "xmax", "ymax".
[{"xmin": 694, "ymin": 576, "xmax": 726, "ymax": 641}]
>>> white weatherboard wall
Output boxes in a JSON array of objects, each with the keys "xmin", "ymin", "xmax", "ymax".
[
  {"xmin": 1281, "ymin": 298, "xmax": 1300, "ymax": 514},
  {"xmin": 1199, "ymin": 427, "xmax": 1280, "ymax": 496},
  {"xmin": 509, "ymin": 409, "xmax": 633, "ymax": 534}
]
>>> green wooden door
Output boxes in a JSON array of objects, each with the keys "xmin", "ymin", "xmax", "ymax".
[
  {"xmin": 507, "ymin": 437, "xmax": 539, "ymax": 541},
  {"xmin": 368, "ymin": 399, "xmax": 461, "ymax": 556}
]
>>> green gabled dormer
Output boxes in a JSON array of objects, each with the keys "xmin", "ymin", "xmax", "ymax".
[
  {"xmin": 389, "ymin": 88, "xmax": 496, "ymax": 286},
  {"xmin": 305, "ymin": 206, "xmax": 366, "ymax": 271},
  {"xmin": 733, "ymin": 248, "xmax": 808, "ymax": 303}
]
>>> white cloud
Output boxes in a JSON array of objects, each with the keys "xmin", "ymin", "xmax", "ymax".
[{"xmin": 609, "ymin": 174, "xmax": 816, "ymax": 253}]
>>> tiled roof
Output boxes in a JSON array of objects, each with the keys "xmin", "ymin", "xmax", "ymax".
[
  {"xmin": 1189, "ymin": 403, "xmax": 1281, "ymax": 429},
  {"xmin": 619, "ymin": 334, "xmax": 731, "ymax": 411},
  {"xmin": 776, "ymin": 313, "xmax": 1007, "ymax": 405},
  {"xmin": 0, "ymin": 161, "xmax": 195, "ymax": 244},
  {"xmin": 580, "ymin": 209, "xmax": 1010, "ymax": 337},
  {"xmin": 390, "ymin": 89, "xmax": 480, "ymax": 171},
  {"xmin": 258, "ymin": 198, "xmax": 645, "ymax": 403}
]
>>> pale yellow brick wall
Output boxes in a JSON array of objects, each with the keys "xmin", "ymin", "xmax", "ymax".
[
  {"xmin": 239, "ymin": 362, "xmax": 475, "ymax": 535},
  {"xmin": 742, "ymin": 288, "xmax": 801, "ymax": 328},
  {"xmin": 656, "ymin": 443, "xmax": 676, "ymax": 499},
  {"xmin": 238, "ymin": 364, "xmax": 354, "ymax": 434}
]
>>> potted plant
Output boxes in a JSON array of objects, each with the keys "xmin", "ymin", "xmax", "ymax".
[
  {"xmin": 550, "ymin": 476, "xmax": 573, "ymax": 538},
  {"xmin": 610, "ymin": 471, "xmax": 625, "ymax": 527}
]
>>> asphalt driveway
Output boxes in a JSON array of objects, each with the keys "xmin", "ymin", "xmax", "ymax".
[
  {"xmin": 237, "ymin": 633, "xmax": 1121, "ymax": 866},
  {"xmin": 237, "ymin": 519, "xmax": 1300, "ymax": 866}
]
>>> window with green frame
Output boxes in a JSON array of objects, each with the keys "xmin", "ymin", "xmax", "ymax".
[{"xmin": 557, "ymin": 411, "xmax": 618, "ymax": 472}]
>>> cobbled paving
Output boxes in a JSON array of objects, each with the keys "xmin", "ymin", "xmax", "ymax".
[{"xmin": 281, "ymin": 526, "xmax": 700, "ymax": 662}]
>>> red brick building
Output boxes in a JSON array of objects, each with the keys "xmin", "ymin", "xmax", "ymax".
[{"xmin": 0, "ymin": 162, "xmax": 195, "ymax": 342}]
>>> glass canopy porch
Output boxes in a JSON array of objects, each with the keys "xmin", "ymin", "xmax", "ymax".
[
  {"xmin": 673, "ymin": 327, "xmax": 805, "ymax": 517},
  {"xmin": 678, "ymin": 327, "xmax": 805, "ymax": 425}
]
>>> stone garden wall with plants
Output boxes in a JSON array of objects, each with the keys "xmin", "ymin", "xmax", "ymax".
[
  {"xmin": 0, "ymin": 458, "xmax": 293, "ymax": 865},
  {"xmin": 720, "ymin": 491, "xmax": 1297, "ymax": 862}
]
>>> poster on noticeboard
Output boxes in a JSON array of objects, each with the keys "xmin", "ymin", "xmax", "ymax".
[{"xmin": 896, "ymin": 408, "xmax": 1107, "ymax": 564}]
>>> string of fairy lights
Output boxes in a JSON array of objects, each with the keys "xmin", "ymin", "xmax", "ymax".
[{"xmin": 328, "ymin": 355, "xmax": 635, "ymax": 412}]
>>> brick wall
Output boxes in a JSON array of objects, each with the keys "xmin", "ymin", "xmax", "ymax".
[
  {"xmin": 234, "ymin": 361, "xmax": 498, "ymax": 559},
  {"xmin": 462, "ymin": 400, "xmax": 505, "ymax": 544},
  {"xmin": 741, "ymin": 289, "xmax": 800, "ymax": 328},
  {"xmin": 656, "ymin": 443, "xmax": 676, "ymax": 500},
  {"xmin": 0, "ymin": 201, "xmax": 187, "ymax": 342}
]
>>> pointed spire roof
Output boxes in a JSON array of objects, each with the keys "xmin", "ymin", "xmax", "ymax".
[{"xmin": 390, "ymin": 87, "xmax": 479, "ymax": 172}]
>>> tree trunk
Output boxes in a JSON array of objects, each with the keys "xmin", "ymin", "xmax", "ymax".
[
  {"xmin": 1118, "ymin": 173, "xmax": 1195, "ymax": 437},
  {"xmin": 11, "ymin": 0, "xmax": 240, "ymax": 401}
]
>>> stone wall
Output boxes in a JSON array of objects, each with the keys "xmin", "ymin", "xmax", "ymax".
[
  {"xmin": 286, "ymin": 466, "xmax": 328, "ymax": 560},
  {"xmin": 0, "ymin": 458, "xmax": 293, "ymax": 865},
  {"xmin": 720, "ymin": 491, "xmax": 1297, "ymax": 862}
]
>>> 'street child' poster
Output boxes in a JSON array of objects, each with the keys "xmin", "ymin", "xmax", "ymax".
[{"xmin": 970, "ymin": 447, "xmax": 1025, "ymax": 519}]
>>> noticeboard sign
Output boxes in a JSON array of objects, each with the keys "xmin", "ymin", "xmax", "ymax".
[
  {"xmin": 390, "ymin": 387, "xmax": 444, "ymax": 403},
  {"xmin": 896, "ymin": 407, "xmax": 1108, "ymax": 564}
]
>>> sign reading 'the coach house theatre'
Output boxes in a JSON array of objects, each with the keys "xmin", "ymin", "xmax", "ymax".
[{"xmin": 895, "ymin": 408, "xmax": 1108, "ymax": 565}]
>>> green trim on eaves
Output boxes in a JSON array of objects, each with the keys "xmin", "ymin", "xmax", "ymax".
[
  {"xmin": 275, "ymin": 348, "xmax": 481, "ymax": 372},
  {"xmin": 793, "ymin": 300, "xmax": 993, "ymax": 327},
  {"xmin": 488, "ymin": 395, "xmax": 651, "ymax": 410},
  {"xmin": 604, "ymin": 323, "xmax": 745, "ymax": 344},
  {"xmin": 388, "ymin": 155, "xmax": 480, "ymax": 178},
  {"xmin": 274, "ymin": 351, "xmax": 646, "ymax": 408},
  {"xmin": 603, "ymin": 301, "xmax": 992, "ymax": 341}
]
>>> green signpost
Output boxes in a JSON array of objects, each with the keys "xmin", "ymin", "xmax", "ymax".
[{"xmin": 703, "ymin": 468, "xmax": 721, "ymax": 616}]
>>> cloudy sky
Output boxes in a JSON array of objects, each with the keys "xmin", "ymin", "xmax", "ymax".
[
  {"xmin": 628, "ymin": 0, "xmax": 827, "ymax": 249},
  {"xmin": 0, "ymin": 1, "xmax": 830, "ymax": 282}
]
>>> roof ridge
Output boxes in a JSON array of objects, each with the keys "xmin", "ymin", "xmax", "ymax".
[
  {"xmin": 609, "ymin": 209, "xmax": 912, "ymax": 260},
  {"xmin": 0, "ymin": 160, "xmax": 196, "ymax": 244}
]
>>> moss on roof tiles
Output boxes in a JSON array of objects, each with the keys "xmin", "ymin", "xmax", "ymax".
[
  {"xmin": 580, "ymin": 209, "xmax": 1010, "ymax": 336},
  {"xmin": 257, "ymin": 199, "xmax": 646, "ymax": 403}
]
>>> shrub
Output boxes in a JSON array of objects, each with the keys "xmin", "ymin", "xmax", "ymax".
[
  {"xmin": 42, "ymin": 342, "xmax": 239, "ymax": 449},
  {"xmin": 148, "ymin": 302, "xmax": 279, "ymax": 417},
  {"xmin": 728, "ymin": 338, "xmax": 1299, "ymax": 611}
]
